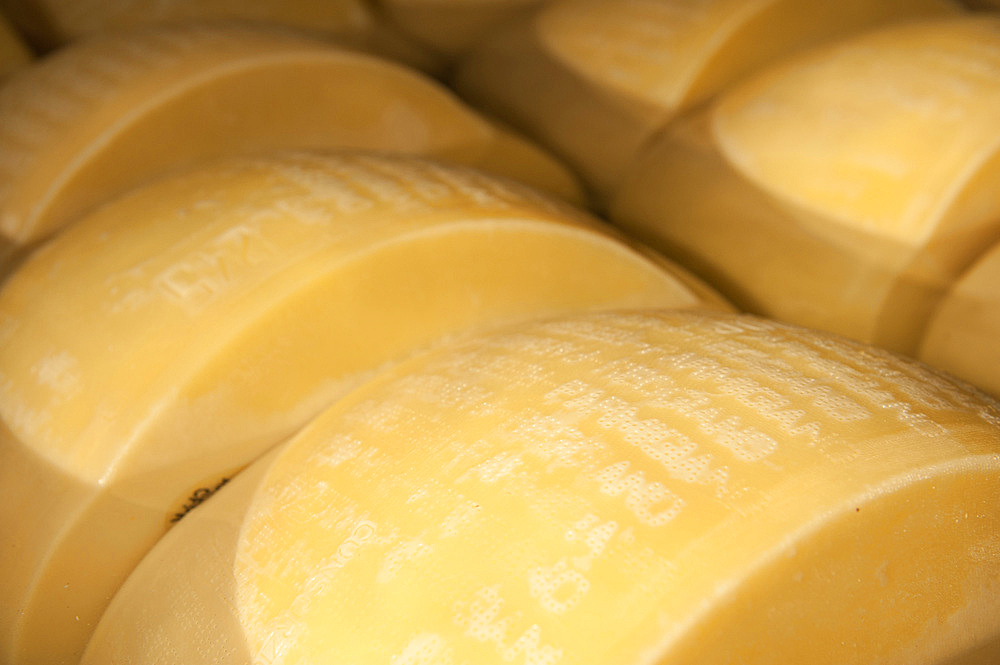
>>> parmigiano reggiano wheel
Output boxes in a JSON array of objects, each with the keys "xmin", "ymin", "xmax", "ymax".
[
  {"xmin": 0, "ymin": 24, "xmax": 582, "ymax": 269},
  {"xmin": 82, "ymin": 310, "xmax": 1000, "ymax": 665},
  {"xmin": 0, "ymin": 151, "xmax": 724, "ymax": 665},
  {"xmin": 453, "ymin": 0, "xmax": 959, "ymax": 202},
  {"xmin": 612, "ymin": 16, "xmax": 1000, "ymax": 359}
]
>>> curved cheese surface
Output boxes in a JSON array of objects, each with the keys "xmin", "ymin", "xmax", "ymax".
[
  {"xmin": 612, "ymin": 16, "xmax": 1000, "ymax": 357},
  {"xmin": 920, "ymin": 239, "xmax": 1000, "ymax": 398},
  {"xmin": 453, "ymin": 0, "xmax": 957, "ymax": 201},
  {"xmin": 0, "ymin": 24, "xmax": 581, "ymax": 256},
  {"xmin": 713, "ymin": 17, "xmax": 1000, "ymax": 244},
  {"xmin": 83, "ymin": 310, "xmax": 1000, "ymax": 665},
  {"xmin": 0, "ymin": 152, "xmax": 722, "ymax": 665}
]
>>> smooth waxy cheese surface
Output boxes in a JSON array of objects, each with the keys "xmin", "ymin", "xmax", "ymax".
[
  {"xmin": 0, "ymin": 152, "xmax": 723, "ymax": 665},
  {"xmin": 454, "ymin": 0, "xmax": 958, "ymax": 201},
  {"xmin": 920, "ymin": 239, "xmax": 1000, "ymax": 398},
  {"xmin": 613, "ymin": 16, "xmax": 1000, "ymax": 358},
  {"xmin": 0, "ymin": 24, "xmax": 581, "ymax": 261},
  {"xmin": 83, "ymin": 310, "xmax": 1000, "ymax": 664},
  {"xmin": 0, "ymin": 0, "xmax": 371, "ymax": 49}
]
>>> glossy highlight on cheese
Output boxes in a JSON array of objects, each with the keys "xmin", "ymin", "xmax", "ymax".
[
  {"xmin": 0, "ymin": 23, "xmax": 582, "ymax": 260},
  {"xmin": 82, "ymin": 310, "xmax": 1000, "ymax": 665},
  {"xmin": 612, "ymin": 16, "xmax": 1000, "ymax": 358},
  {"xmin": 453, "ymin": 0, "xmax": 959, "ymax": 201},
  {"xmin": 0, "ymin": 151, "xmax": 724, "ymax": 665},
  {"xmin": 0, "ymin": 0, "xmax": 372, "ymax": 50}
]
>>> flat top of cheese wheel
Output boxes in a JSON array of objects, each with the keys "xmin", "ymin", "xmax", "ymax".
[
  {"xmin": 713, "ymin": 16, "xmax": 1000, "ymax": 244},
  {"xmin": 534, "ymin": 0, "xmax": 958, "ymax": 114},
  {"xmin": 0, "ymin": 151, "xmax": 710, "ymax": 484},
  {"xmin": 0, "ymin": 23, "xmax": 580, "ymax": 248},
  {"xmin": 230, "ymin": 309, "xmax": 999, "ymax": 665}
]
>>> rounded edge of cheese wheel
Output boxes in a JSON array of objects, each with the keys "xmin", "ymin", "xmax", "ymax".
[
  {"xmin": 919, "ymin": 237, "xmax": 1000, "ymax": 398},
  {"xmin": 454, "ymin": 0, "xmax": 960, "ymax": 202},
  {"xmin": 610, "ymin": 108, "xmax": 911, "ymax": 346},
  {"xmin": 0, "ymin": 151, "xmax": 722, "ymax": 665},
  {"xmin": 82, "ymin": 309, "xmax": 1000, "ymax": 665},
  {"xmin": 0, "ymin": 23, "xmax": 582, "ymax": 253},
  {"xmin": 613, "ymin": 17, "xmax": 1000, "ymax": 355},
  {"xmin": 712, "ymin": 15, "xmax": 1000, "ymax": 247}
]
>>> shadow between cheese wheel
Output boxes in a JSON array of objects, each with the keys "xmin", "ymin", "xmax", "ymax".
[
  {"xmin": 920, "ymin": 239, "xmax": 1000, "ymax": 398},
  {"xmin": 0, "ymin": 23, "xmax": 583, "ymax": 271},
  {"xmin": 0, "ymin": 151, "xmax": 724, "ymax": 665},
  {"xmin": 0, "ymin": 9, "xmax": 31, "ymax": 81},
  {"xmin": 82, "ymin": 309, "xmax": 1000, "ymax": 665}
]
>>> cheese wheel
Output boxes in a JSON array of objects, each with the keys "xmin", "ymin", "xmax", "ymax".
[
  {"xmin": 82, "ymin": 309, "xmax": 1000, "ymax": 665},
  {"xmin": 376, "ymin": 0, "xmax": 543, "ymax": 58},
  {"xmin": 612, "ymin": 16, "xmax": 1000, "ymax": 356},
  {"xmin": 920, "ymin": 239, "xmax": 1000, "ymax": 398},
  {"xmin": 0, "ymin": 24, "xmax": 582, "ymax": 265},
  {"xmin": 0, "ymin": 151, "xmax": 725, "ymax": 665},
  {"xmin": 453, "ymin": 0, "xmax": 959, "ymax": 202},
  {"xmin": 0, "ymin": 0, "xmax": 371, "ymax": 50},
  {"xmin": 0, "ymin": 10, "xmax": 31, "ymax": 80}
]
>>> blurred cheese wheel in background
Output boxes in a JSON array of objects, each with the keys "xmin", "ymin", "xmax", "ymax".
[
  {"xmin": 375, "ymin": 0, "xmax": 544, "ymax": 60},
  {"xmin": 612, "ymin": 16, "xmax": 1000, "ymax": 363},
  {"xmin": 0, "ymin": 23, "xmax": 583, "ymax": 272},
  {"xmin": 0, "ymin": 151, "xmax": 726, "ymax": 665},
  {"xmin": 920, "ymin": 239, "xmax": 1000, "ymax": 398},
  {"xmin": 453, "ymin": 0, "xmax": 959, "ymax": 203},
  {"xmin": 0, "ymin": 0, "xmax": 372, "ymax": 50},
  {"xmin": 82, "ymin": 309, "xmax": 1000, "ymax": 665},
  {"xmin": 0, "ymin": 9, "xmax": 31, "ymax": 80}
]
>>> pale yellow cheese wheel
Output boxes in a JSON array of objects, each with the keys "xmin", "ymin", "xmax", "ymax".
[
  {"xmin": 453, "ymin": 0, "xmax": 959, "ymax": 202},
  {"xmin": 612, "ymin": 16, "xmax": 1000, "ymax": 357},
  {"xmin": 0, "ymin": 151, "xmax": 725, "ymax": 665},
  {"xmin": 0, "ymin": 24, "xmax": 582, "ymax": 263},
  {"xmin": 0, "ymin": 0, "xmax": 371, "ymax": 50},
  {"xmin": 920, "ymin": 239, "xmax": 1000, "ymax": 398},
  {"xmin": 83, "ymin": 309, "xmax": 1000, "ymax": 664}
]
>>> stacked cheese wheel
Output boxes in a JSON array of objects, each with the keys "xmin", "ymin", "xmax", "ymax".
[{"xmin": 0, "ymin": 2, "xmax": 997, "ymax": 665}]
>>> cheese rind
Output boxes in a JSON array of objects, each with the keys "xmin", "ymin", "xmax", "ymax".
[
  {"xmin": 0, "ymin": 24, "xmax": 582, "ymax": 255},
  {"xmin": 612, "ymin": 16, "xmax": 1000, "ymax": 356},
  {"xmin": 82, "ymin": 310, "xmax": 1000, "ymax": 664},
  {"xmin": 453, "ymin": 0, "xmax": 959, "ymax": 201},
  {"xmin": 0, "ymin": 152, "xmax": 722, "ymax": 665}
]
